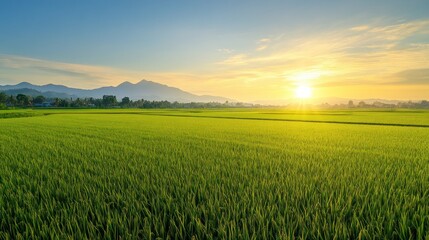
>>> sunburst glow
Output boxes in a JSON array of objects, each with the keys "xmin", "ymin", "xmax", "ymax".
[
  {"xmin": 291, "ymin": 71, "xmax": 321, "ymax": 81},
  {"xmin": 295, "ymin": 85, "xmax": 312, "ymax": 99}
]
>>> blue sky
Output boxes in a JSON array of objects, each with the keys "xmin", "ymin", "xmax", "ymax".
[{"xmin": 1, "ymin": 0, "xmax": 429, "ymax": 101}]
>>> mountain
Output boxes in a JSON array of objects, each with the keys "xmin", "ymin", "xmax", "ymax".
[
  {"xmin": 0, "ymin": 80, "xmax": 233, "ymax": 103},
  {"xmin": 1, "ymin": 88, "xmax": 76, "ymax": 99}
]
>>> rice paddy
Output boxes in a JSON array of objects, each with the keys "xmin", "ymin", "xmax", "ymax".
[{"xmin": 0, "ymin": 109, "xmax": 428, "ymax": 239}]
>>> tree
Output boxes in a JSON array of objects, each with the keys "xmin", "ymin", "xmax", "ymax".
[
  {"xmin": 0, "ymin": 92, "xmax": 7, "ymax": 104},
  {"xmin": 58, "ymin": 99, "xmax": 69, "ymax": 107},
  {"xmin": 16, "ymin": 94, "xmax": 31, "ymax": 106},
  {"xmin": 33, "ymin": 95, "xmax": 46, "ymax": 105},
  {"xmin": 53, "ymin": 98, "xmax": 60, "ymax": 107},
  {"xmin": 7, "ymin": 95, "xmax": 16, "ymax": 106},
  {"xmin": 0, "ymin": 92, "xmax": 6, "ymax": 109},
  {"xmin": 102, "ymin": 95, "xmax": 117, "ymax": 107},
  {"xmin": 348, "ymin": 100, "xmax": 354, "ymax": 108},
  {"xmin": 71, "ymin": 98, "xmax": 84, "ymax": 107},
  {"xmin": 358, "ymin": 101, "xmax": 366, "ymax": 108},
  {"xmin": 121, "ymin": 97, "xmax": 130, "ymax": 107}
]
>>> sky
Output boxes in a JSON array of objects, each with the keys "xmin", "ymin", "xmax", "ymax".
[{"xmin": 1, "ymin": 0, "xmax": 429, "ymax": 103}]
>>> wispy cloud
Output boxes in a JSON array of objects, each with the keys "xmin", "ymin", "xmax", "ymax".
[
  {"xmin": 214, "ymin": 19, "xmax": 429, "ymax": 96},
  {"xmin": 217, "ymin": 54, "xmax": 249, "ymax": 65},
  {"xmin": 256, "ymin": 45, "xmax": 268, "ymax": 51},
  {"xmin": 256, "ymin": 38, "xmax": 271, "ymax": 51},
  {"xmin": 0, "ymin": 54, "xmax": 234, "ymax": 98},
  {"xmin": 391, "ymin": 68, "xmax": 429, "ymax": 85},
  {"xmin": 0, "ymin": 54, "xmax": 143, "ymax": 88},
  {"xmin": 217, "ymin": 48, "xmax": 234, "ymax": 54},
  {"xmin": 350, "ymin": 25, "xmax": 370, "ymax": 31}
]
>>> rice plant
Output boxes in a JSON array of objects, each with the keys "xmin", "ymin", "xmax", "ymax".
[{"xmin": 0, "ymin": 109, "xmax": 428, "ymax": 239}]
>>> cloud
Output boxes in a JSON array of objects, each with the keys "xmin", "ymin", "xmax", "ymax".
[
  {"xmin": 215, "ymin": 19, "xmax": 429, "ymax": 93},
  {"xmin": 256, "ymin": 45, "xmax": 268, "ymax": 51},
  {"xmin": 33, "ymin": 66, "xmax": 94, "ymax": 78},
  {"xmin": 0, "ymin": 54, "xmax": 144, "ymax": 88},
  {"xmin": 1, "ymin": 19, "xmax": 429, "ymax": 101},
  {"xmin": 368, "ymin": 20, "xmax": 429, "ymax": 41},
  {"xmin": 217, "ymin": 54, "xmax": 249, "ymax": 65},
  {"xmin": 391, "ymin": 68, "xmax": 429, "ymax": 84},
  {"xmin": 0, "ymin": 54, "xmax": 235, "ymax": 98},
  {"xmin": 217, "ymin": 48, "xmax": 234, "ymax": 54},
  {"xmin": 256, "ymin": 38, "xmax": 271, "ymax": 51},
  {"xmin": 350, "ymin": 25, "xmax": 370, "ymax": 31}
]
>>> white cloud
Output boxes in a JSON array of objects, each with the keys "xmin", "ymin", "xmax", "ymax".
[
  {"xmin": 217, "ymin": 54, "xmax": 249, "ymax": 65},
  {"xmin": 256, "ymin": 38, "xmax": 271, "ymax": 51},
  {"xmin": 217, "ymin": 48, "xmax": 234, "ymax": 54},
  {"xmin": 350, "ymin": 25, "xmax": 370, "ymax": 31}
]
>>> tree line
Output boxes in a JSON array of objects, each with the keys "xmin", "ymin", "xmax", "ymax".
[
  {"xmin": 0, "ymin": 93, "xmax": 250, "ymax": 109},
  {"xmin": 1, "ymin": 92, "xmax": 429, "ymax": 109},
  {"xmin": 317, "ymin": 100, "xmax": 429, "ymax": 109}
]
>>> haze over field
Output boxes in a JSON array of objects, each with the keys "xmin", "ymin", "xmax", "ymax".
[{"xmin": 1, "ymin": 1, "xmax": 428, "ymax": 103}]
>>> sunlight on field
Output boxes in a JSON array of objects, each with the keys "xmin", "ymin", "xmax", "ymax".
[{"xmin": 1, "ymin": 109, "xmax": 429, "ymax": 238}]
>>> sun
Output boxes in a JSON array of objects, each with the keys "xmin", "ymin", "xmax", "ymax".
[{"xmin": 295, "ymin": 85, "xmax": 312, "ymax": 99}]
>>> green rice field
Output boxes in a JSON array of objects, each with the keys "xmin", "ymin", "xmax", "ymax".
[{"xmin": 1, "ymin": 109, "xmax": 429, "ymax": 239}]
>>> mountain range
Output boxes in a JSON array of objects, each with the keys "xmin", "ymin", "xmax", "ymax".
[{"xmin": 0, "ymin": 80, "xmax": 233, "ymax": 103}]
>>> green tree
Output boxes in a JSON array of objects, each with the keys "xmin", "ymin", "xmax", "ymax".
[
  {"xmin": 0, "ymin": 92, "xmax": 6, "ymax": 109},
  {"xmin": 0, "ymin": 92, "xmax": 7, "ymax": 104},
  {"xmin": 33, "ymin": 95, "xmax": 46, "ymax": 105},
  {"xmin": 16, "ymin": 94, "xmax": 31, "ymax": 106},
  {"xmin": 7, "ymin": 95, "xmax": 16, "ymax": 106},
  {"xmin": 102, "ymin": 95, "xmax": 117, "ymax": 107},
  {"xmin": 58, "ymin": 99, "xmax": 69, "ymax": 107},
  {"xmin": 121, "ymin": 97, "xmax": 130, "ymax": 107},
  {"xmin": 71, "ymin": 98, "xmax": 84, "ymax": 107},
  {"xmin": 53, "ymin": 98, "xmax": 60, "ymax": 107}
]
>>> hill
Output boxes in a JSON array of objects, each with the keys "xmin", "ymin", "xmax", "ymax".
[{"xmin": 0, "ymin": 80, "xmax": 233, "ymax": 102}]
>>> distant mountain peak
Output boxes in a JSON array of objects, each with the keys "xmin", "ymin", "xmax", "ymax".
[
  {"xmin": 137, "ymin": 79, "xmax": 150, "ymax": 84},
  {"xmin": 117, "ymin": 81, "xmax": 132, "ymax": 87},
  {"xmin": 45, "ymin": 83, "xmax": 67, "ymax": 87},
  {"xmin": 16, "ymin": 81, "xmax": 33, "ymax": 86}
]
